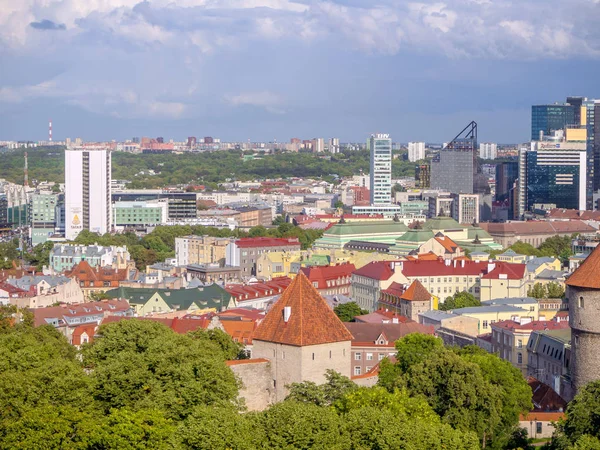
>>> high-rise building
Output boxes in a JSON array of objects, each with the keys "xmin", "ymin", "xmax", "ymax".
[
  {"xmin": 65, "ymin": 147, "xmax": 111, "ymax": 240},
  {"xmin": 431, "ymin": 122, "xmax": 488, "ymax": 194},
  {"xmin": 479, "ymin": 142, "xmax": 497, "ymax": 160},
  {"xmin": 312, "ymin": 138, "xmax": 325, "ymax": 153},
  {"xmin": 407, "ymin": 142, "xmax": 425, "ymax": 162},
  {"xmin": 369, "ymin": 134, "xmax": 392, "ymax": 205},
  {"xmin": 518, "ymin": 141, "xmax": 586, "ymax": 216},
  {"xmin": 496, "ymin": 162, "xmax": 518, "ymax": 219},
  {"xmin": 29, "ymin": 193, "xmax": 60, "ymax": 245},
  {"xmin": 451, "ymin": 194, "xmax": 479, "ymax": 224},
  {"xmin": 328, "ymin": 138, "xmax": 340, "ymax": 154},
  {"xmin": 531, "ymin": 104, "xmax": 575, "ymax": 141},
  {"xmin": 415, "ymin": 164, "xmax": 430, "ymax": 188}
]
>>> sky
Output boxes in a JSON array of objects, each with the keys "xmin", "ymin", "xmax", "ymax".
[{"xmin": 1, "ymin": 0, "xmax": 599, "ymax": 144}]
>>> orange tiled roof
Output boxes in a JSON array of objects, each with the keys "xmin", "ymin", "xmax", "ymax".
[
  {"xmin": 65, "ymin": 260, "xmax": 129, "ymax": 283},
  {"xmin": 435, "ymin": 236, "xmax": 460, "ymax": 253},
  {"xmin": 566, "ymin": 244, "xmax": 600, "ymax": 289},
  {"xmin": 519, "ymin": 412, "xmax": 565, "ymax": 422},
  {"xmin": 252, "ymin": 272, "xmax": 353, "ymax": 346},
  {"xmin": 400, "ymin": 280, "xmax": 431, "ymax": 302}
]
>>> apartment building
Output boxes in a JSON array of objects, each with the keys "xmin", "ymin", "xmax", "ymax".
[
  {"xmin": 491, "ymin": 319, "xmax": 569, "ymax": 376},
  {"xmin": 175, "ymin": 236, "xmax": 233, "ymax": 266},
  {"xmin": 378, "ymin": 280, "xmax": 433, "ymax": 321},
  {"xmin": 527, "ymin": 327, "xmax": 572, "ymax": 392},
  {"xmin": 300, "ymin": 263, "xmax": 356, "ymax": 296},
  {"xmin": 226, "ymin": 237, "xmax": 302, "ymax": 278},
  {"xmin": 351, "ymin": 261, "xmax": 403, "ymax": 312}
]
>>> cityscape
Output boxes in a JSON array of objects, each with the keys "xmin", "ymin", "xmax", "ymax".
[{"xmin": 1, "ymin": 0, "xmax": 600, "ymax": 449}]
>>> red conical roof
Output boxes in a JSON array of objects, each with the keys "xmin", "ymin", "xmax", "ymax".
[
  {"xmin": 253, "ymin": 272, "xmax": 353, "ymax": 346},
  {"xmin": 566, "ymin": 245, "xmax": 600, "ymax": 289}
]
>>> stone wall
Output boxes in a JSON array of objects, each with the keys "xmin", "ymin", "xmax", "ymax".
[{"xmin": 227, "ymin": 359, "xmax": 275, "ymax": 411}]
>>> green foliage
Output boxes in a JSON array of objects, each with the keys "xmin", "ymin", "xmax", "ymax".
[
  {"xmin": 0, "ymin": 239, "xmax": 19, "ymax": 269},
  {"xmin": 439, "ymin": 291, "xmax": 481, "ymax": 311},
  {"xmin": 528, "ymin": 282, "xmax": 548, "ymax": 299},
  {"xmin": 538, "ymin": 235, "xmax": 574, "ymax": 262},
  {"xmin": 286, "ymin": 370, "xmax": 357, "ymax": 407},
  {"xmin": 393, "ymin": 333, "xmax": 444, "ymax": 373},
  {"xmin": 559, "ymin": 381, "xmax": 600, "ymax": 444},
  {"xmin": 83, "ymin": 320, "xmax": 239, "ymax": 419},
  {"xmin": 547, "ymin": 282, "xmax": 566, "ymax": 299},
  {"xmin": 258, "ymin": 401, "xmax": 350, "ymax": 450},
  {"xmin": 510, "ymin": 241, "xmax": 542, "ymax": 257},
  {"xmin": 333, "ymin": 302, "xmax": 368, "ymax": 322},
  {"xmin": 24, "ymin": 241, "xmax": 54, "ymax": 270},
  {"xmin": 188, "ymin": 328, "xmax": 245, "ymax": 360}
]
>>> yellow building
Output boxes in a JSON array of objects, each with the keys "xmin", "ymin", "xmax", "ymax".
[
  {"xmin": 496, "ymin": 249, "xmax": 528, "ymax": 264},
  {"xmin": 452, "ymin": 304, "xmax": 538, "ymax": 335}
]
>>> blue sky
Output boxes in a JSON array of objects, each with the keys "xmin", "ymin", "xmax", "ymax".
[{"xmin": 1, "ymin": 0, "xmax": 599, "ymax": 143}]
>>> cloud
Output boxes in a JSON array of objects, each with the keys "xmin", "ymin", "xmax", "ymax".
[
  {"xmin": 226, "ymin": 91, "xmax": 285, "ymax": 114},
  {"xmin": 30, "ymin": 19, "xmax": 66, "ymax": 31}
]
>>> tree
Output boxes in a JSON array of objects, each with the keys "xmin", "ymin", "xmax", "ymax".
[
  {"xmin": 248, "ymin": 225, "xmax": 268, "ymax": 237},
  {"xmin": 257, "ymin": 401, "xmax": 350, "ymax": 449},
  {"xmin": 334, "ymin": 200, "xmax": 345, "ymax": 209},
  {"xmin": 559, "ymin": 380, "xmax": 600, "ymax": 444},
  {"xmin": 527, "ymin": 283, "xmax": 547, "ymax": 299},
  {"xmin": 89, "ymin": 291, "xmax": 111, "ymax": 301},
  {"xmin": 0, "ymin": 240, "xmax": 19, "ymax": 269},
  {"xmin": 188, "ymin": 328, "xmax": 245, "ymax": 360},
  {"xmin": 286, "ymin": 370, "xmax": 356, "ymax": 407},
  {"xmin": 82, "ymin": 320, "xmax": 239, "ymax": 419},
  {"xmin": 538, "ymin": 235, "xmax": 573, "ymax": 260},
  {"xmin": 24, "ymin": 241, "xmax": 54, "ymax": 270},
  {"xmin": 393, "ymin": 333, "xmax": 444, "ymax": 374},
  {"xmin": 272, "ymin": 215, "xmax": 286, "ymax": 226},
  {"xmin": 333, "ymin": 302, "xmax": 368, "ymax": 322},
  {"xmin": 439, "ymin": 291, "xmax": 481, "ymax": 311},
  {"xmin": 547, "ymin": 282, "xmax": 565, "ymax": 299},
  {"xmin": 510, "ymin": 241, "xmax": 541, "ymax": 257}
]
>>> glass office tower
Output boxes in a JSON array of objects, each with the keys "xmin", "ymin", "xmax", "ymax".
[
  {"xmin": 531, "ymin": 104, "xmax": 575, "ymax": 141},
  {"xmin": 369, "ymin": 134, "xmax": 392, "ymax": 205}
]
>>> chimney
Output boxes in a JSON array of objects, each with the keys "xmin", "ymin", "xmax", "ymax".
[
  {"xmin": 445, "ymin": 259, "xmax": 451, "ymax": 267},
  {"xmin": 461, "ymin": 260, "xmax": 465, "ymax": 268},
  {"xmin": 283, "ymin": 306, "xmax": 291, "ymax": 322},
  {"xmin": 453, "ymin": 260, "xmax": 457, "ymax": 268},
  {"xmin": 487, "ymin": 263, "xmax": 496, "ymax": 273}
]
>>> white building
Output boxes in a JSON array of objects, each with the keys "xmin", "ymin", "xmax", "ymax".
[
  {"xmin": 312, "ymin": 138, "xmax": 325, "ymax": 153},
  {"xmin": 65, "ymin": 147, "xmax": 111, "ymax": 240},
  {"xmin": 479, "ymin": 143, "xmax": 498, "ymax": 160},
  {"xmin": 408, "ymin": 142, "xmax": 426, "ymax": 162},
  {"xmin": 329, "ymin": 138, "xmax": 340, "ymax": 154},
  {"xmin": 369, "ymin": 134, "xmax": 392, "ymax": 205}
]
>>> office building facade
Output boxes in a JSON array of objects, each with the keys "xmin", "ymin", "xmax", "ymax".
[
  {"xmin": 531, "ymin": 104, "xmax": 575, "ymax": 141},
  {"xmin": 520, "ymin": 142, "xmax": 586, "ymax": 214},
  {"xmin": 369, "ymin": 134, "xmax": 392, "ymax": 205},
  {"xmin": 408, "ymin": 142, "xmax": 426, "ymax": 162},
  {"xmin": 30, "ymin": 193, "xmax": 60, "ymax": 245},
  {"xmin": 479, "ymin": 143, "xmax": 497, "ymax": 160},
  {"xmin": 65, "ymin": 147, "xmax": 111, "ymax": 240}
]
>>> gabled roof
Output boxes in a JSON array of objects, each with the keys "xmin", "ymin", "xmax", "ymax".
[
  {"xmin": 566, "ymin": 243, "xmax": 600, "ymax": 289},
  {"xmin": 434, "ymin": 236, "xmax": 460, "ymax": 253},
  {"xmin": 344, "ymin": 322, "xmax": 434, "ymax": 346},
  {"xmin": 481, "ymin": 262, "xmax": 526, "ymax": 280},
  {"xmin": 252, "ymin": 272, "xmax": 353, "ymax": 346},
  {"xmin": 352, "ymin": 261, "xmax": 399, "ymax": 280},
  {"xmin": 527, "ymin": 377, "xmax": 568, "ymax": 412},
  {"xmin": 65, "ymin": 260, "xmax": 129, "ymax": 283},
  {"xmin": 400, "ymin": 280, "xmax": 431, "ymax": 302},
  {"xmin": 300, "ymin": 263, "xmax": 355, "ymax": 289}
]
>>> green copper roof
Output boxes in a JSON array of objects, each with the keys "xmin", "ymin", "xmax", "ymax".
[
  {"xmin": 324, "ymin": 221, "xmax": 408, "ymax": 236},
  {"xmin": 395, "ymin": 229, "xmax": 435, "ymax": 243},
  {"xmin": 422, "ymin": 216, "xmax": 464, "ymax": 231},
  {"xmin": 105, "ymin": 285, "xmax": 233, "ymax": 310},
  {"xmin": 466, "ymin": 226, "xmax": 494, "ymax": 241}
]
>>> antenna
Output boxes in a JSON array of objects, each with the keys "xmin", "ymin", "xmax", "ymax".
[
  {"xmin": 24, "ymin": 152, "xmax": 29, "ymax": 187},
  {"xmin": 49, "ymin": 119, "xmax": 52, "ymax": 142}
]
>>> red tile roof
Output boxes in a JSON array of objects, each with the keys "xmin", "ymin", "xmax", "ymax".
[
  {"xmin": 400, "ymin": 259, "xmax": 488, "ymax": 277},
  {"xmin": 300, "ymin": 263, "xmax": 355, "ymax": 289},
  {"xmin": 344, "ymin": 322, "xmax": 434, "ymax": 346},
  {"xmin": 435, "ymin": 236, "xmax": 460, "ymax": 253},
  {"xmin": 65, "ymin": 260, "xmax": 129, "ymax": 284},
  {"xmin": 481, "ymin": 262, "xmax": 527, "ymax": 280},
  {"xmin": 225, "ymin": 277, "xmax": 292, "ymax": 301},
  {"xmin": 352, "ymin": 261, "xmax": 400, "ymax": 281},
  {"xmin": 354, "ymin": 310, "xmax": 411, "ymax": 324},
  {"xmin": 400, "ymin": 280, "xmax": 431, "ymax": 302},
  {"xmin": 0, "ymin": 282, "xmax": 29, "ymax": 297},
  {"xmin": 252, "ymin": 272, "xmax": 353, "ymax": 346},
  {"xmin": 221, "ymin": 320, "xmax": 257, "ymax": 344},
  {"xmin": 32, "ymin": 299, "xmax": 131, "ymax": 327},
  {"xmin": 480, "ymin": 220, "xmax": 595, "ymax": 236},
  {"xmin": 101, "ymin": 315, "xmax": 213, "ymax": 334},
  {"xmin": 527, "ymin": 377, "xmax": 568, "ymax": 412},
  {"xmin": 519, "ymin": 412, "xmax": 565, "ymax": 422},
  {"xmin": 566, "ymin": 243, "xmax": 600, "ymax": 289},
  {"xmin": 71, "ymin": 324, "xmax": 97, "ymax": 346},
  {"xmin": 234, "ymin": 237, "xmax": 301, "ymax": 248},
  {"xmin": 491, "ymin": 320, "xmax": 569, "ymax": 332}
]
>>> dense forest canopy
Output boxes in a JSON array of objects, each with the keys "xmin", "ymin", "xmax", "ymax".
[{"xmin": 0, "ymin": 147, "xmax": 419, "ymax": 188}]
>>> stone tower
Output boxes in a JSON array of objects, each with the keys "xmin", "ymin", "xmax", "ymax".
[
  {"xmin": 566, "ymin": 245, "xmax": 600, "ymax": 394},
  {"xmin": 252, "ymin": 272, "xmax": 353, "ymax": 403}
]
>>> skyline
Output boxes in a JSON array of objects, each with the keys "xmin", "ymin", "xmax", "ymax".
[{"xmin": 1, "ymin": 0, "xmax": 600, "ymax": 143}]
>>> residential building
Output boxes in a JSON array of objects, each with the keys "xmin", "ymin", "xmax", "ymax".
[
  {"xmin": 6, "ymin": 275, "xmax": 85, "ymax": 308},
  {"xmin": 407, "ymin": 142, "xmax": 425, "ymax": 162},
  {"xmin": 351, "ymin": 260, "xmax": 403, "ymax": 312},
  {"xmin": 496, "ymin": 249, "xmax": 528, "ymax": 264},
  {"xmin": 252, "ymin": 273, "xmax": 354, "ymax": 403},
  {"xmin": 300, "ymin": 263, "xmax": 355, "ymax": 296},
  {"xmin": 29, "ymin": 193, "xmax": 60, "ymax": 245},
  {"xmin": 479, "ymin": 263, "xmax": 529, "ymax": 301},
  {"xmin": 65, "ymin": 260, "xmax": 129, "ymax": 299},
  {"xmin": 491, "ymin": 318, "xmax": 568, "ymax": 376},
  {"xmin": 418, "ymin": 310, "xmax": 480, "ymax": 337},
  {"xmin": 479, "ymin": 142, "xmax": 497, "ymax": 160},
  {"xmin": 452, "ymin": 305, "xmax": 537, "ymax": 335},
  {"xmin": 175, "ymin": 236, "xmax": 233, "ymax": 266},
  {"xmin": 369, "ymin": 134, "xmax": 393, "ymax": 205},
  {"xmin": 50, "ymin": 244, "xmax": 131, "ymax": 272},
  {"xmin": 105, "ymin": 284, "xmax": 235, "ymax": 316},
  {"xmin": 343, "ymin": 322, "xmax": 434, "ymax": 376},
  {"xmin": 234, "ymin": 206, "xmax": 273, "ymax": 228},
  {"xmin": 527, "ymin": 328, "xmax": 572, "ymax": 396},
  {"xmin": 186, "ymin": 264, "xmax": 241, "ymax": 284},
  {"xmin": 416, "ymin": 234, "xmax": 465, "ymax": 260},
  {"xmin": 65, "ymin": 146, "xmax": 111, "ymax": 239},
  {"xmin": 312, "ymin": 138, "xmax": 325, "ymax": 153},
  {"xmin": 225, "ymin": 277, "xmax": 292, "ymax": 310},
  {"xmin": 226, "ymin": 237, "xmax": 302, "ymax": 278},
  {"xmin": 451, "ymin": 193, "xmax": 479, "ymax": 224},
  {"xmin": 377, "ymin": 280, "xmax": 433, "ymax": 321}
]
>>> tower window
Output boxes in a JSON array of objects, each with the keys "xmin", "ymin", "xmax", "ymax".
[
  {"xmin": 312, "ymin": 353, "xmax": 315, "ymax": 360},
  {"xmin": 579, "ymin": 297, "xmax": 584, "ymax": 308}
]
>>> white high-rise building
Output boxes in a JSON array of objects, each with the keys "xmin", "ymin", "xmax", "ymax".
[
  {"xmin": 329, "ymin": 138, "xmax": 340, "ymax": 153},
  {"xmin": 369, "ymin": 134, "xmax": 392, "ymax": 205},
  {"xmin": 479, "ymin": 143, "xmax": 498, "ymax": 160},
  {"xmin": 407, "ymin": 142, "xmax": 426, "ymax": 162},
  {"xmin": 65, "ymin": 146, "xmax": 112, "ymax": 240},
  {"xmin": 312, "ymin": 138, "xmax": 325, "ymax": 153}
]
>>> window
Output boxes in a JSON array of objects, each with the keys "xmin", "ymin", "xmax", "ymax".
[
  {"xmin": 378, "ymin": 354, "xmax": 385, "ymax": 361},
  {"xmin": 366, "ymin": 353, "xmax": 373, "ymax": 361},
  {"xmin": 579, "ymin": 297, "xmax": 584, "ymax": 308},
  {"xmin": 482, "ymin": 320, "xmax": 488, "ymax": 329},
  {"xmin": 536, "ymin": 422, "xmax": 542, "ymax": 434},
  {"xmin": 355, "ymin": 353, "xmax": 361, "ymax": 360},
  {"xmin": 354, "ymin": 366, "xmax": 362, "ymax": 376},
  {"xmin": 329, "ymin": 350, "xmax": 332, "ymax": 359},
  {"xmin": 365, "ymin": 366, "xmax": 372, "ymax": 372},
  {"xmin": 517, "ymin": 339, "xmax": 523, "ymax": 349},
  {"xmin": 517, "ymin": 352, "xmax": 523, "ymax": 364},
  {"xmin": 312, "ymin": 353, "xmax": 315, "ymax": 360}
]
